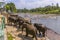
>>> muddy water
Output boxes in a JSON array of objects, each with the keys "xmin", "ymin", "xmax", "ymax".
[{"xmin": 18, "ymin": 13, "xmax": 60, "ymax": 34}]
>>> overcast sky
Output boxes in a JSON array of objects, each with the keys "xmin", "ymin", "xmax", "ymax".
[{"xmin": 0, "ymin": 0, "xmax": 60, "ymax": 9}]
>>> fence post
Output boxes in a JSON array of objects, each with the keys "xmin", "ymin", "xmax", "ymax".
[
  {"xmin": 1, "ymin": 16, "xmax": 5, "ymax": 30},
  {"xmin": 0, "ymin": 16, "xmax": 5, "ymax": 37}
]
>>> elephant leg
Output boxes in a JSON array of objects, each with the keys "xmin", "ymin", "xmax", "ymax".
[
  {"xmin": 11, "ymin": 22, "xmax": 12, "ymax": 25},
  {"xmin": 39, "ymin": 31, "xmax": 41, "ymax": 36},
  {"xmin": 39, "ymin": 30, "xmax": 40, "ymax": 34},
  {"xmin": 21, "ymin": 26, "xmax": 24, "ymax": 33},
  {"xmin": 35, "ymin": 35, "xmax": 37, "ymax": 40},
  {"xmin": 32, "ymin": 35, "xmax": 34, "ymax": 38},
  {"xmin": 36, "ymin": 30, "xmax": 37, "ymax": 34},
  {"xmin": 15, "ymin": 21, "xmax": 17, "ymax": 26},
  {"xmin": 7, "ymin": 19, "xmax": 8, "ymax": 23},
  {"xmin": 14, "ymin": 21, "xmax": 16, "ymax": 26},
  {"xmin": 34, "ymin": 33, "xmax": 37, "ymax": 40},
  {"xmin": 42, "ymin": 32, "xmax": 45, "ymax": 37},
  {"xmin": 18, "ymin": 24, "xmax": 21, "ymax": 29},
  {"xmin": 26, "ymin": 29, "xmax": 28, "ymax": 37},
  {"xmin": 14, "ymin": 22, "xmax": 16, "ymax": 26},
  {"xmin": 26, "ymin": 32, "xmax": 28, "ymax": 37},
  {"xmin": 19, "ymin": 25, "xmax": 20, "ymax": 28},
  {"xmin": 17, "ymin": 24, "xmax": 21, "ymax": 31}
]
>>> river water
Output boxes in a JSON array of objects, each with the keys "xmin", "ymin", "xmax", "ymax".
[{"xmin": 18, "ymin": 13, "xmax": 60, "ymax": 34}]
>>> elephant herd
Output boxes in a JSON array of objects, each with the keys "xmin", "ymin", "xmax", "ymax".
[{"xmin": 7, "ymin": 14, "xmax": 47, "ymax": 40}]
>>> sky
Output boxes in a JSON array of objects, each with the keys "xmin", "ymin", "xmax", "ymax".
[{"xmin": 0, "ymin": 0, "xmax": 60, "ymax": 9}]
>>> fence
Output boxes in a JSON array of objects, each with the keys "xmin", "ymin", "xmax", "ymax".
[{"xmin": 0, "ymin": 16, "xmax": 5, "ymax": 37}]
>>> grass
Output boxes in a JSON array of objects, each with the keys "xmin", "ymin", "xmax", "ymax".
[{"xmin": 7, "ymin": 33, "xmax": 13, "ymax": 40}]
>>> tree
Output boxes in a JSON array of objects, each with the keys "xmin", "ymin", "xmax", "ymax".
[
  {"xmin": 56, "ymin": 3, "xmax": 59, "ymax": 8},
  {"xmin": 0, "ymin": 2, "xmax": 5, "ymax": 8},
  {"xmin": 4, "ymin": 2, "xmax": 17, "ymax": 13}
]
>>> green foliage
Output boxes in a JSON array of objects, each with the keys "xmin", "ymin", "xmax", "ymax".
[
  {"xmin": 7, "ymin": 33, "xmax": 13, "ymax": 40},
  {"xmin": 17, "ymin": 8, "xmax": 29, "ymax": 13},
  {"xmin": 17, "ymin": 3, "xmax": 60, "ymax": 14},
  {"xmin": 4, "ymin": 2, "xmax": 17, "ymax": 13},
  {"xmin": 45, "ymin": 10, "xmax": 60, "ymax": 14},
  {"xmin": 0, "ymin": 2, "xmax": 5, "ymax": 8}
]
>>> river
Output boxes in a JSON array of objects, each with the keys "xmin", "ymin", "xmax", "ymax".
[{"xmin": 18, "ymin": 13, "xmax": 60, "ymax": 34}]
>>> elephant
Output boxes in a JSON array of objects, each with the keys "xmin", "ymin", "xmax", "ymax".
[
  {"xmin": 7, "ymin": 14, "xmax": 18, "ymax": 23},
  {"xmin": 17, "ymin": 16, "xmax": 32, "ymax": 29},
  {"xmin": 7, "ymin": 16, "xmax": 19, "ymax": 26},
  {"xmin": 24, "ymin": 18, "xmax": 31, "ymax": 24},
  {"xmin": 21, "ymin": 23, "xmax": 37, "ymax": 40},
  {"xmin": 16, "ymin": 16, "xmax": 25, "ymax": 29},
  {"xmin": 34, "ymin": 23, "xmax": 47, "ymax": 37},
  {"xmin": 10, "ymin": 14, "xmax": 18, "ymax": 18}
]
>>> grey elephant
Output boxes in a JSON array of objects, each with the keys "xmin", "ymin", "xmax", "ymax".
[
  {"xmin": 21, "ymin": 22, "xmax": 37, "ymax": 40},
  {"xmin": 34, "ymin": 23, "xmax": 47, "ymax": 37},
  {"xmin": 7, "ymin": 16, "xmax": 19, "ymax": 26},
  {"xmin": 18, "ymin": 16, "xmax": 31, "ymax": 29}
]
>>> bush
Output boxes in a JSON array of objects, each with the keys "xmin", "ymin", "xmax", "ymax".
[{"xmin": 7, "ymin": 33, "xmax": 13, "ymax": 40}]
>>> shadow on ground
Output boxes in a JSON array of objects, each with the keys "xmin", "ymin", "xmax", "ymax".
[{"xmin": 18, "ymin": 33, "xmax": 33, "ymax": 40}]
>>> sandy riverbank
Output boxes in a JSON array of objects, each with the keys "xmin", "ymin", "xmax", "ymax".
[
  {"xmin": 47, "ymin": 29, "xmax": 60, "ymax": 40},
  {"xmin": 5, "ymin": 24, "xmax": 60, "ymax": 40},
  {"xmin": 5, "ymin": 25, "xmax": 49, "ymax": 40}
]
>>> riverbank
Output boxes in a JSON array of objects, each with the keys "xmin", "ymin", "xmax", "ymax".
[
  {"xmin": 5, "ymin": 25, "xmax": 49, "ymax": 40},
  {"xmin": 17, "ymin": 13, "xmax": 58, "ymax": 16},
  {"xmin": 17, "ymin": 13, "xmax": 59, "ymax": 18},
  {"xmin": 47, "ymin": 29, "xmax": 60, "ymax": 40},
  {"xmin": 3, "ymin": 13, "xmax": 49, "ymax": 40},
  {"xmin": 1, "ymin": 12, "xmax": 60, "ymax": 40},
  {"xmin": 5, "ymin": 24, "xmax": 60, "ymax": 40}
]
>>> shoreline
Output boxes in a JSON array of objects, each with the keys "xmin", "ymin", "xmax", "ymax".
[
  {"xmin": 17, "ymin": 13, "xmax": 60, "ymax": 15},
  {"xmin": 47, "ymin": 27, "xmax": 60, "ymax": 35},
  {"xmin": 17, "ymin": 13, "xmax": 60, "ymax": 18},
  {"xmin": 1, "ymin": 12, "xmax": 60, "ymax": 40},
  {"xmin": 46, "ymin": 29, "xmax": 60, "ymax": 40},
  {"xmin": 3, "ymin": 13, "xmax": 60, "ymax": 35}
]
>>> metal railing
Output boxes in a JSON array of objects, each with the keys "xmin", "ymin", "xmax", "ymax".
[{"xmin": 0, "ymin": 16, "xmax": 5, "ymax": 37}]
